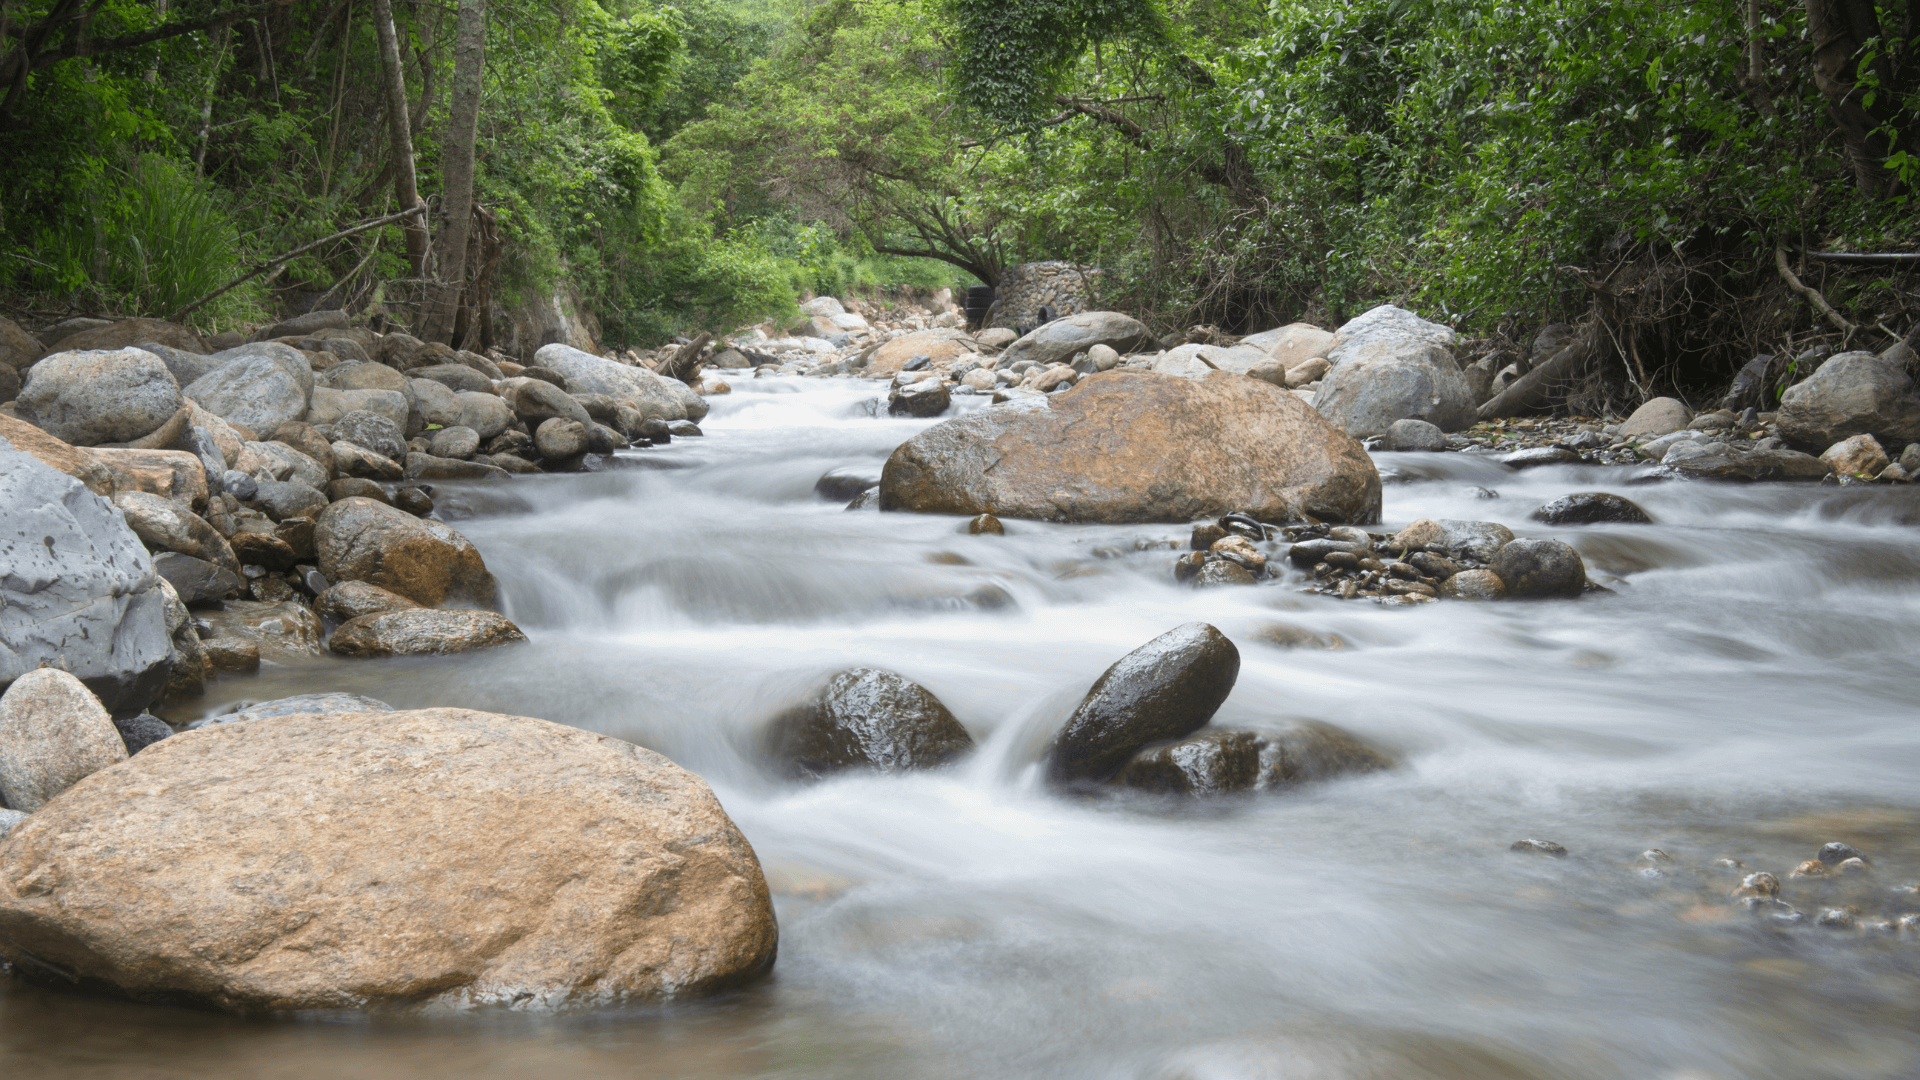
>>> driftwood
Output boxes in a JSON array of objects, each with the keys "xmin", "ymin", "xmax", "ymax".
[
  {"xmin": 1775, "ymin": 247, "xmax": 1858, "ymax": 337},
  {"xmin": 1475, "ymin": 327, "xmax": 1603, "ymax": 421},
  {"xmin": 657, "ymin": 332, "xmax": 711, "ymax": 383}
]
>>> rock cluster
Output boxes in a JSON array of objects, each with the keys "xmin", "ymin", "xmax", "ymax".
[{"xmin": 1174, "ymin": 514, "xmax": 1594, "ymax": 603}]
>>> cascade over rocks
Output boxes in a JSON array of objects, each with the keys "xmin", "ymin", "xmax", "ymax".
[
  {"xmin": 0, "ymin": 709, "xmax": 778, "ymax": 1013},
  {"xmin": 0, "ymin": 444, "xmax": 172, "ymax": 712},
  {"xmin": 764, "ymin": 668, "xmax": 974, "ymax": 778},
  {"xmin": 1045, "ymin": 623, "xmax": 1240, "ymax": 787},
  {"xmin": 879, "ymin": 370, "xmax": 1381, "ymax": 524}
]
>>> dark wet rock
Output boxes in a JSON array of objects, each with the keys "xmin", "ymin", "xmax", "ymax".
[
  {"xmin": 880, "ymin": 371, "xmax": 1380, "ymax": 525},
  {"xmin": 889, "ymin": 379, "xmax": 951, "ymax": 417},
  {"xmin": 1818, "ymin": 842, "xmax": 1863, "ymax": 865},
  {"xmin": 313, "ymin": 580, "xmax": 421, "ymax": 623},
  {"xmin": 1384, "ymin": 418, "xmax": 1447, "ymax": 452},
  {"xmin": 1252, "ymin": 721, "xmax": 1393, "ymax": 789},
  {"xmin": 1529, "ymin": 492, "xmax": 1653, "ymax": 526},
  {"xmin": 331, "ymin": 440, "xmax": 406, "ymax": 481},
  {"xmin": 391, "ymin": 486, "xmax": 434, "ymax": 517},
  {"xmin": 966, "ymin": 513, "xmax": 1004, "ymax": 535},
  {"xmin": 764, "ymin": 668, "xmax": 974, "ymax": 779},
  {"xmin": 150, "ymin": 551, "xmax": 242, "ymax": 606},
  {"xmin": 114, "ymin": 713, "xmax": 173, "ymax": 755},
  {"xmin": 1408, "ymin": 551, "xmax": 1460, "ymax": 579},
  {"xmin": 667, "ymin": 420, "xmax": 703, "ymax": 437},
  {"xmin": 229, "ymin": 527, "xmax": 297, "ymax": 571},
  {"xmin": 1510, "ymin": 839, "xmax": 1569, "ymax": 857},
  {"xmin": 1113, "ymin": 728, "xmax": 1260, "ymax": 795},
  {"xmin": 315, "ymin": 497, "xmax": 494, "ymax": 607},
  {"xmin": 1663, "ymin": 447, "xmax": 1831, "ymax": 482},
  {"xmin": 844, "ymin": 489, "xmax": 880, "ymax": 511},
  {"xmin": 1504, "ymin": 446, "xmax": 1582, "ymax": 469},
  {"xmin": 1044, "ymin": 623, "xmax": 1240, "ymax": 787},
  {"xmin": 1488, "ymin": 539, "xmax": 1586, "ymax": 599},
  {"xmin": 1194, "ymin": 559, "xmax": 1257, "ymax": 588},
  {"xmin": 1286, "ymin": 537, "xmax": 1367, "ymax": 567},
  {"xmin": 1438, "ymin": 569, "xmax": 1507, "ymax": 600},
  {"xmin": 329, "ymin": 609, "xmax": 527, "ymax": 657},
  {"xmin": 815, "ymin": 468, "xmax": 880, "ymax": 501},
  {"xmin": 1190, "ymin": 523, "xmax": 1227, "ymax": 550}
]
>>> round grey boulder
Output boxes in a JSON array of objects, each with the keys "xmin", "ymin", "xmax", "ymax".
[
  {"xmin": 16, "ymin": 348, "xmax": 182, "ymax": 446},
  {"xmin": 763, "ymin": 668, "xmax": 974, "ymax": 779},
  {"xmin": 1384, "ymin": 418, "xmax": 1447, "ymax": 452},
  {"xmin": 429, "ymin": 425, "xmax": 481, "ymax": 460},
  {"xmin": 534, "ymin": 417, "xmax": 589, "ymax": 459},
  {"xmin": 331, "ymin": 410, "xmax": 407, "ymax": 462},
  {"xmin": 456, "ymin": 391, "xmax": 513, "ymax": 440},
  {"xmin": 1487, "ymin": 538, "xmax": 1587, "ymax": 598}
]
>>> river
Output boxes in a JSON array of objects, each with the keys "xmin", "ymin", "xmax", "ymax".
[{"xmin": 6, "ymin": 375, "xmax": 1920, "ymax": 1079}]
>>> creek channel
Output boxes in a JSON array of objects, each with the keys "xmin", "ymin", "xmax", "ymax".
[{"xmin": 6, "ymin": 375, "xmax": 1920, "ymax": 1079}]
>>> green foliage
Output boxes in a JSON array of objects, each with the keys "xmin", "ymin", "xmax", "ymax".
[
  {"xmin": 70, "ymin": 155, "xmax": 259, "ymax": 327},
  {"xmin": 943, "ymin": 0, "xmax": 1170, "ymax": 127}
]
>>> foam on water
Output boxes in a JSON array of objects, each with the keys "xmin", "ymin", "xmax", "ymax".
[{"xmin": 8, "ymin": 375, "xmax": 1920, "ymax": 1080}]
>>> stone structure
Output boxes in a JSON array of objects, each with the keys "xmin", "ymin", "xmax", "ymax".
[{"xmin": 983, "ymin": 262, "xmax": 1102, "ymax": 333}]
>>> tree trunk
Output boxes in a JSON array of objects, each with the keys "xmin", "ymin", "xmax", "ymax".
[
  {"xmin": 1804, "ymin": 0, "xmax": 1912, "ymax": 196},
  {"xmin": 371, "ymin": 0, "xmax": 427, "ymax": 280},
  {"xmin": 419, "ymin": 0, "xmax": 485, "ymax": 345}
]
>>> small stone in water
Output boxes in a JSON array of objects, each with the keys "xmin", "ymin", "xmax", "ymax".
[
  {"xmin": 1834, "ymin": 857, "xmax": 1871, "ymax": 876},
  {"xmin": 1816, "ymin": 906, "xmax": 1860, "ymax": 929},
  {"xmin": 966, "ymin": 513, "xmax": 1004, "ymax": 536},
  {"xmin": 1640, "ymin": 849, "xmax": 1675, "ymax": 865},
  {"xmin": 1789, "ymin": 859, "xmax": 1829, "ymax": 879},
  {"xmin": 1209, "ymin": 535, "xmax": 1265, "ymax": 570},
  {"xmin": 1710, "ymin": 858, "xmax": 1746, "ymax": 875},
  {"xmin": 1172, "ymin": 552, "xmax": 1205, "ymax": 583},
  {"xmin": 1897, "ymin": 914, "xmax": 1920, "ymax": 932},
  {"xmin": 1818, "ymin": 842, "xmax": 1862, "ymax": 865},
  {"xmin": 1735, "ymin": 872, "xmax": 1780, "ymax": 898},
  {"xmin": 1194, "ymin": 560, "xmax": 1256, "ymax": 588},
  {"xmin": 1190, "ymin": 523, "xmax": 1226, "ymax": 550},
  {"xmin": 1510, "ymin": 839, "xmax": 1569, "ymax": 858}
]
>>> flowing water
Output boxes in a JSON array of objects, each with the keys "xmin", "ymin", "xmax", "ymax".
[{"xmin": 8, "ymin": 376, "xmax": 1920, "ymax": 1079}]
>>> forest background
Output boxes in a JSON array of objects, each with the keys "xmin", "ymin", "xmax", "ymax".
[{"xmin": 1, "ymin": 0, "xmax": 1916, "ymax": 395}]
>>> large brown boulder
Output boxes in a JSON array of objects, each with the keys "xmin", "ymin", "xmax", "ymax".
[
  {"xmin": 868, "ymin": 329, "xmax": 979, "ymax": 377},
  {"xmin": 315, "ymin": 497, "xmax": 498, "ymax": 607},
  {"xmin": 879, "ymin": 370, "xmax": 1381, "ymax": 524},
  {"xmin": 0, "ymin": 316, "xmax": 44, "ymax": 372},
  {"xmin": 0, "ymin": 708, "xmax": 778, "ymax": 1012}
]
